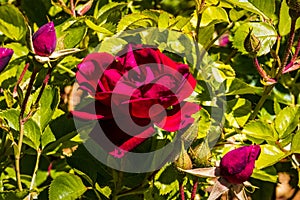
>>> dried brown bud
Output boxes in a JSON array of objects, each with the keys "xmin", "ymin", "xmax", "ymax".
[
  {"xmin": 174, "ymin": 150, "xmax": 193, "ymax": 170},
  {"xmin": 244, "ymin": 28, "xmax": 261, "ymax": 55},
  {"xmin": 287, "ymin": 0, "xmax": 300, "ymax": 10}
]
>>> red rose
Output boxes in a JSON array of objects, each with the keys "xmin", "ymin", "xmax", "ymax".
[
  {"xmin": 72, "ymin": 44, "xmax": 200, "ymax": 157},
  {"xmin": 220, "ymin": 145, "xmax": 261, "ymax": 184}
]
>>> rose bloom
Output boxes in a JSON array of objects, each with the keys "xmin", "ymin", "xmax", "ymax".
[
  {"xmin": 32, "ymin": 21, "xmax": 56, "ymax": 57},
  {"xmin": 72, "ymin": 44, "xmax": 200, "ymax": 157},
  {"xmin": 0, "ymin": 47, "xmax": 14, "ymax": 72},
  {"xmin": 220, "ymin": 145, "xmax": 261, "ymax": 184}
]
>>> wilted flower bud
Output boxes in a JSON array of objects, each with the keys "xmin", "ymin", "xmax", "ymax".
[
  {"xmin": 175, "ymin": 150, "xmax": 193, "ymax": 170},
  {"xmin": 0, "ymin": 47, "xmax": 14, "ymax": 73},
  {"xmin": 32, "ymin": 21, "xmax": 57, "ymax": 57},
  {"xmin": 287, "ymin": 0, "xmax": 300, "ymax": 10},
  {"xmin": 244, "ymin": 29, "xmax": 261, "ymax": 55},
  {"xmin": 77, "ymin": 0, "xmax": 93, "ymax": 16},
  {"xmin": 220, "ymin": 145, "xmax": 261, "ymax": 184}
]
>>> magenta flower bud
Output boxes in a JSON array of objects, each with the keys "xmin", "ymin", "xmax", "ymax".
[
  {"xmin": 220, "ymin": 145, "xmax": 261, "ymax": 184},
  {"xmin": 32, "ymin": 21, "xmax": 57, "ymax": 57},
  {"xmin": 0, "ymin": 47, "xmax": 14, "ymax": 73}
]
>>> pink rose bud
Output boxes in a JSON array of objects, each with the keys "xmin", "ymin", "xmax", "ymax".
[
  {"xmin": 32, "ymin": 21, "xmax": 57, "ymax": 57},
  {"xmin": 0, "ymin": 47, "xmax": 13, "ymax": 73},
  {"xmin": 220, "ymin": 145, "xmax": 261, "ymax": 184}
]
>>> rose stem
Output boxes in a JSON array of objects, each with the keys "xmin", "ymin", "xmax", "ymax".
[
  {"xmin": 253, "ymin": 56, "xmax": 270, "ymax": 80},
  {"xmin": 26, "ymin": 63, "xmax": 54, "ymax": 199},
  {"xmin": 27, "ymin": 149, "xmax": 41, "ymax": 200},
  {"xmin": 13, "ymin": 62, "xmax": 30, "ymax": 98},
  {"xmin": 191, "ymin": 178, "xmax": 199, "ymax": 200},
  {"xmin": 249, "ymin": 17, "xmax": 297, "ymax": 120},
  {"xmin": 179, "ymin": 182, "xmax": 185, "ymax": 200},
  {"xmin": 16, "ymin": 66, "xmax": 38, "ymax": 191}
]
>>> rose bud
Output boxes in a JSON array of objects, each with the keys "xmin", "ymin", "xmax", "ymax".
[
  {"xmin": 244, "ymin": 28, "xmax": 261, "ymax": 56},
  {"xmin": 32, "ymin": 21, "xmax": 57, "ymax": 57},
  {"xmin": 0, "ymin": 47, "xmax": 14, "ymax": 73},
  {"xmin": 220, "ymin": 145, "xmax": 261, "ymax": 184},
  {"xmin": 174, "ymin": 150, "xmax": 193, "ymax": 170},
  {"xmin": 287, "ymin": 0, "xmax": 300, "ymax": 10}
]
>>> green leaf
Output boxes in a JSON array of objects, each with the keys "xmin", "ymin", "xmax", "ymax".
[
  {"xmin": 41, "ymin": 126, "xmax": 56, "ymax": 149},
  {"xmin": 212, "ymin": 62, "xmax": 236, "ymax": 82},
  {"xmin": 95, "ymin": 183, "xmax": 111, "ymax": 199},
  {"xmin": 96, "ymin": 2, "xmax": 127, "ymax": 23},
  {"xmin": 49, "ymin": 173, "xmax": 87, "ymax": 200},
  {"xmin": 0, "ymin": 4, "xmax": 26, "ymax": 41},
  {"xmin": 224, "ymin": 0, "xmax": 269, "ymax": 19},
  {"xmin": 248, "ymin": 0, "xmax": 275, "ymax": 18},
  {"xmin": 226, "ymin": 98, "xmax": 252, "ymax": 128},
  {"xmin": 201, "ymin": 6, "xmax": 229, "ymax": 27},
  {"xmin": 274, "ymin": 106, "xmax": 300, "ymax": 139},
  {"xmin": 56, "ymin": 19, "xmax": 87, "ymax": 50},
  {"xmin": 225, "ymin": 78, "xmax": 262, "ymax": 95},
  {"xmin": 242, "ymin": 120, "xmax": 277, "ymax": 142},
  {"xmin": 158, "ymin": 11, "xmax": 169, "ymax": 29},
  {"xmin": 198, "ymin": 24, "xmax": 215, "ymax": 46},
  {"xmin": 292, "ymin": 130, "xmax": 300, "ymax": 153},
  {"xmin": 32, "ymin": 86, "xmax": 60, "ymax": 131},
  {"xmin": 0, "ymin": 190, "xmax": 29, "ymax": 200},
  {"xmin": 0, "ymin": 109, "xmax": 41, "ymax": 150},
  {"xmin": 117, "ymin": 13, "xmax": 157, "ymax": 32},
  {"xmin": 233, "ymin": 22, "xmax": 277, "ymax": 56},
  {"xmin": 279, "ymin": 0, "xmax": 300, "ymax": 36},
  {"xmin": 197, "ymin": 108, "xmax": 211, "ymax": 139},
  {"xmin": 255, "ymin": 144, "xmax": 288, "ymax": 169},
  {"xmin": 85, "ymin": 19, "xmax": 114, "ymax": 35},
  {"xmin": 252, "ymin": 167, "xmax": 278, "ymax": 183}
]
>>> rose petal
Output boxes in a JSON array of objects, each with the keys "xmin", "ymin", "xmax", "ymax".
[
  {"xmin": 32, "ymin": 21, "xmax": 57, "ymax": 57},
  {"xmin": 0, "ymin": 47, "xmax": 13, "ymax": 72},
  {"xmin": 76, "ymin": 52, "xmax": 114, "ymax": 95},
  {"xmin": 220, "ymin": 145, "xmax": 261, "ymax": 184},
  {"xmin": 71, "ymin": 101, "xmax": 112, "ymax": 120},
  {"xmin": 154, "ymin": 102, "xmax": 200, "ymax": 132}
]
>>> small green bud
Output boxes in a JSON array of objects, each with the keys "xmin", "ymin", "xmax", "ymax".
[
  {"xmin": 174, "ymin": 150, "xmax": 193, "ymax": 170},
  {"xmin": 287, "ymin": 0, "xmax": 300, "ymax": 10},
  {"xmin": 244, "ymin": 28, "xmax": 261, "ymax": 55},
  {"xmin": 190, "ymin": 141, "xmax": 211, "ymax": 167}
]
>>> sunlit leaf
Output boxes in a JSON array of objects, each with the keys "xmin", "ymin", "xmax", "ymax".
[
  {"xmin": 49, "ymin": 173, "xmax": 87, "ymax": 200},
  {"xmin": 242, "ymin": 120, "xmax": 277, "ymax": 142},
  {"xmin": 255, "ymin": 144, "xmax": 288, "ymax": 169},
  {"xmin": 233, "ymin": 22, "xmax": 277, "ymax": 56},
  {"xmin": 0, "ymin": 4, "xmax": 26, "ymax": 41},
  {"xmin": 274, "ymin": 105, "xmax": 300, "ymax": 139}
]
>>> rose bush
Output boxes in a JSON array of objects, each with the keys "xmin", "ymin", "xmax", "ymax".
[
  {"xmin": 220, "ymin": 145, "xmax": 261, "ymax": 184},
  {"xmin": 72, "ymin": 44, "xmax": 200, "ymax": 157}
]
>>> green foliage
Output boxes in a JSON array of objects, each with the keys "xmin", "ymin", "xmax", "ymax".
[
  {"xmin": 0, "ymin": 4, "xmax": 27, "ymax": 41},
  {"xmin": 0, "ymin": 0, "xmax": 300, "ymax": 199},
  {"xmin": 49, "ymin": 173, "xmax": 87, "ymax": 200}
]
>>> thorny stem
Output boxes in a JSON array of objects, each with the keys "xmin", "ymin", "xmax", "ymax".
[
  {"xmin": 195, "ymin": 0, "xmax": 206, "ymax": 42},
  {"xmin": 179, "ymin": 182, "xmax": 185, "ymax": 200},
  {"xmin": 191, "ymin": 178, "xmax": 199, "ymax": 200},
  {"xmin": 16, "ymin": 67, "xmax": 38, "ymax": 191},
  {"xmin": 249, "ymin": 18, "xmax": 298, "ymax": 120},
  {"xmin": 27, "ymin": 149, "xmax": 42, "ymax": 200},
  {"xmin": 13, "ymin": 62, "xmax": 30, "ymax": 98},
  {"xmin": 253, "ymin": 56, "xmax": 269, "ymax": 80}
]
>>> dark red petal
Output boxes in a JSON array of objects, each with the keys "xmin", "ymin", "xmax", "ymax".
[
  {"xmin": 109, "ymin": 126, "xmax": 155, "ymax": 158},
  {"xmin": 220, "ymin": 145, "xmax": 261, "ymax": 184},
  {"xmin": 76, "ymin": 52, "xmax": 114, "ymax": 95},
  {"xmin": 71, "ymin": 101, "xmax": 112, "ymax": 120},
  {"xmin": 32, "ymin": 21, "xmax": 56, "ymax": 57},
  {"xmin": 154, "ymin": 102, "xmax": 200, "ymax": 132}
]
